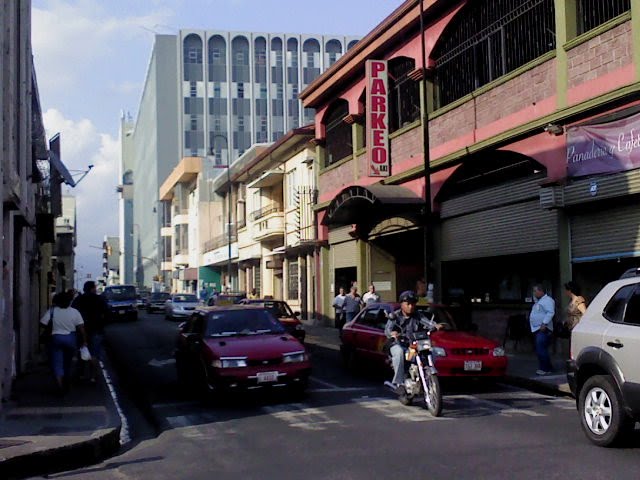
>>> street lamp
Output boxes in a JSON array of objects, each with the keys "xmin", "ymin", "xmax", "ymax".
[{"xmin": 210, "ymin": 133, "xmax": 232, "ymax": 291}]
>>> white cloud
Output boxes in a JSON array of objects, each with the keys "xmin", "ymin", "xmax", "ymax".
[
  {"xmin": 43, "ymin": 108, "xmax": 120, "ymax": 279},
  {"xmin": 32, "ymin": 0, "xmax": 173, "ymax": 91}
]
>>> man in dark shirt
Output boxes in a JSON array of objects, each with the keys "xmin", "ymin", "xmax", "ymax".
[{"xmin": 72, "ymin": 281, "xmax": 108, "ymax": 383}]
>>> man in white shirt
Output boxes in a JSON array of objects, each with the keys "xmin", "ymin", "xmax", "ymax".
[
  {"xmin": 362, "ymin": 284, "xmax": 381, "ymax": 305},
  {"xmin": 332, "ymin": 287, "xmax": 347, "ymax": 329},
  {"xmin": 529, "ymin": 284, "xmax": 555, "ymax": 376}
]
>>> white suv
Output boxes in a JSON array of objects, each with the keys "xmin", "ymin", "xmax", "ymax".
[{"xmin": 568, "ymin": 276, "xmax": 640, "ymax": 447}]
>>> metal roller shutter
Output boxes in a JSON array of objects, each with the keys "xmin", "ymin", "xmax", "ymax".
[
  {"xmin": 332, "ymin": 241, "xmax": 358, "ymax": 269},
  {"xmin": 441, "ymin": 200, "xmax": 558, "ymax": 261},
  {"xmin": 571, "ymin": 204, "xmax": 640, "ymax": 262}
]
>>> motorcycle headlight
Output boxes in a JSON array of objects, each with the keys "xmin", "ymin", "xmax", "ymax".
[
  {"xmin": 212, "ymin": 357, "xmax": 248, "ymax": 368},
  {"xmin": 295, "ymin": 324, "xmax": 305, "ymax": 331},
  {"xmin": 492, "ymin": 347, "xmax": 505, "ymax": 357},
  {"xmin": 282, "ymin": 351, "xmax": 307, "ymax": 363},
  {"xmin": 431, "ymin": 346, "xmax": 447, "ymax": 357}
]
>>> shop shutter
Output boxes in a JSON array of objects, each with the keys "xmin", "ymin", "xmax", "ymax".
[
  {"xmin": 441, "ymin": 200, "xmax": 558, "ymax": 261},
  {"xmin": 332, "ymin": 241, "xmax": 358, "ymax": 269},
  {"xmin": 328, "ymin": 226, "xmax": 354, "ymax": 244},
  {"xmin": 440, "ymin": 176, "xmax": 542, "ymax": 219},
  {"xmin": 571, "ymin": 204, "xmax": 640, "ymax": 262}
]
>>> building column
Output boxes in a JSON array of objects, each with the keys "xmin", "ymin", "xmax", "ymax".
[
  {"xmin": 632, "ymin": 0, "xmax": 640, "ymax": 80},
  {"xmin": 557, "ymin": 209, "xmax": 572, "ymax": 315},
  {"xmin": 554, "ymin": 0, "xmax": 577, "ymax": 108},
  {"xmin": 356, "ymin": 239, "xmax": 368, "ymax": 295},
  {"xmin": 320, "ymin": 246, "xmax": 331, "ymax": 326}
]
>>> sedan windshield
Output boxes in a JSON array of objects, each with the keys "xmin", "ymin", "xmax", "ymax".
[
  {"xmin": 417, "ymin": 306, "xmax": 458, "ymax": 330},
  {"xmin": 173, "ymin": 294, "xmax": 198, "ymax": 303},
  {"xmin": 206, "ymin": 310, "xmax": 285, "ymax": 337},
  {"xmin": 103, "ymin": 286, "xmax": 137, "ymax": 301}
]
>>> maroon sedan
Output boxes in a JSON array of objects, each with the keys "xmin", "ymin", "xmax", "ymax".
[
  {"xmin": 175, "ymin": 306, "xmax": 311, "ymax": 395},
  {"xmin": 340, "ymin": 303, "xmax": 507, "ymax": 378}
]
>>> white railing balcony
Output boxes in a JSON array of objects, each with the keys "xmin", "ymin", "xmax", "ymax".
[{"xmin": 252, "ymin": 211, "xmax": 285, "ymax": 242}]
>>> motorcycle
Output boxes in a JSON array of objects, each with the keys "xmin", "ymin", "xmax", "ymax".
[{"xmin": 384, "ymin": 329, "xmax": 443, "ymax": 417}]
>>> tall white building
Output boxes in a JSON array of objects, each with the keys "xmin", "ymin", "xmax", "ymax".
[{"xmin": 121, "ymin": 30, "xmax": 359, "ymax": 287}]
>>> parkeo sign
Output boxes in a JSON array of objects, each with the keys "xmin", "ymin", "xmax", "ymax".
[{"xmin": 366, "ymin": 60, "xmax": 390, "ymax": 177}]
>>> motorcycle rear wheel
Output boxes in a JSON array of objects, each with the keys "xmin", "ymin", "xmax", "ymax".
[{"xmin": 422, "ymin": 373, "xmax": 443, "ymax": 417}]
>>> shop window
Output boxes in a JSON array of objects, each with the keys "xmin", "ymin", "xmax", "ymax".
[
  {"xmin": 288, "ymin": 260, "xmax": 299, "ymax": 300},
  {"xmin": 323, "ymin": 100, "xmax": 352, "ymax": 167},
  {"xmin": 432, "ymin": 0, "xmax": 556, "ymax": 109},
  {"xmin": 578, "ymin": 0, "xmax": 630, "ymax": 35},
  {"xmin": 388, "ymin": 57, "xmax": 420, "ymax": 133}
]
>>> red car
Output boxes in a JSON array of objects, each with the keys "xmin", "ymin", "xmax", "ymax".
[
  {"xmin": 175, "ymin": 306, "xmax": 311, "ymax": 395},
  {"xmin": 339, "ymin": 303, "xmax": 507, "ymax": 378},
  {"xmin": 239, "ymin": 299, "xmax": 306, "ymax": 343}
]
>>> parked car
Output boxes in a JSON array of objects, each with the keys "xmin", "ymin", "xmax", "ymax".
[
  {"xmin": 339, "ymin": 302, "xmax": 507, "ymax": 378},
  {"xmin": 239, "ymin": 299, "xmax": 305, "ymax": 342},
  {"xmin": 207, "ymin": 292, "xmax": 246, "ymax": 306},
  {"xmin": 147, "ymin": 292, "xmax": 171, "ymax": 313},
  {"xmin": 102, "ymin": 285, "xmax": 138, "ymax": 321},
  {"xmin": 568, "ymin": 275, "xmax": 640, "ymax": 447},
  {"xmin": 165, "ymin": 293, "xmax": 200, "ymax": 320},
  {"xmin": 174, "ymin": 306, "xmax": 311, "ymax": 395}
]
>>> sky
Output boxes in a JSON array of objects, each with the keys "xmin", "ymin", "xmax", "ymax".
[{"xmin": 32, "ymin": 0, "xmax": 402, "ymax": 281}]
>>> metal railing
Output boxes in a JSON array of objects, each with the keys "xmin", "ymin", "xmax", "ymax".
[
  {"xmin": 578, "ymin": 0, "xmax": 630, "ymax": 34},
  {"xmin": 250, "ymin": 204, "xmax": 282, "ymax": 221},
  {"xmin": 203, "ymin": 230, "xmax": 237, "ymax": 252}
]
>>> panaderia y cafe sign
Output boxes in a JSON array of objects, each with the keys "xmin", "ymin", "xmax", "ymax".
[
  {"xmin": 567, "ymin": 110, "xmax": 640, "ymax": 177},
  {"xmin": 366, "ymin": 60, "xmax": 390, "ymax": 177}
]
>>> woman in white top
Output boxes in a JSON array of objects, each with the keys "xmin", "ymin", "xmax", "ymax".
[{"xmin": 40, "ymin": 291, "xmax": 88, "ymax": 393}]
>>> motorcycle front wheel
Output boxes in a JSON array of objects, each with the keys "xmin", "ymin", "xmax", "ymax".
[{"xmin": 422, "ymin": 373, "xmax": 443, "ymax": 417}]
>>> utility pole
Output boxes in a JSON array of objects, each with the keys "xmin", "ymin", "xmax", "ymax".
[{"xmin": 419, "ymin": 0, "xmax": 433, "ymax": 294}]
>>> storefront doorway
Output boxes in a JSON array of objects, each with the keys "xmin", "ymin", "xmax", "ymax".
[{"xmin": 335, "ymin": 267, "xmax": 357, "ymax": 293}]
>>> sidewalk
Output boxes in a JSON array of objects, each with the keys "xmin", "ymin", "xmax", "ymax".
[
  {"xmin": 0, "ymin": 360, "xmax": 122, "ymax": 480},
  {"xmin": 302, "ymin": 321, "xmax": 572, "ymax": 397}
]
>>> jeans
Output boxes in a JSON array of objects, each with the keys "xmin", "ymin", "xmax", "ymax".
[
  {"xmin": 390, "ymin": 343, "xmax": 406, "ymax": 385},
  {"xmin": 88, "ymin": 333, "xmax": 104, "ymax": 361},
  {"xmin": 535, "ymin": 330, "xmax": 553, "ymax": 372},
  {"xmin": 345, "ymin": 311, "xmax": 358, "ymax": 323},
  {"xmin": 50, "ymin": 332, "xmax": 77, "ymax": 378}
]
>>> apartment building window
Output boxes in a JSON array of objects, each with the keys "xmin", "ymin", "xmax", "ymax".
[
  {"xmin": 237, "ymin": 82, "xmax": 245, "ymax": 98},
  {"xmin": 286, "ymin": 169, "xmax": 297, "ymax": 208},
  {"xmin": 389, "ymin": 57, "xmax": 420, "ymax": 133},
  {"xmin": 211, "ymin": 48, "xmax": 221, "ymax": 62},
  {"xmin": 275, "ymin": 50, "xmax": 283, "ymax": 66},
  {"xmin": 291, "ymin": 84, "xmax": 298, "ymax": 99},
  {"xmin": 276, "ymin": 84, "xmax": 284, "ymax": 99},
  {"xmin": 236, "ymin": 52, "xmax": 245, "ymax": 64},
  {"xmin": 190, "ymin": 115, "xmax": 198, "ymax": 130},
  {"xmin": 260, "ymin": 117, "xmax": 268, "ymax": 131},
  {"xmin": 238, "ymin": 117, "xmax": 245, "ymax": 131},
  {"xmin": 323, "ymin": 100, "xmax": 352, "ymax": 167},
  {"xmin": 578, "ymin": 0, "xmax": 630, "ymax": 34},
  {"xmin": 306, "ymin": 52, "xmax": 314, "ymax": 68},
  {"xmin": 213, "ymin": 117, "xmax": 222, "ymax": 131},
  {"xmin": 433, "ymin": 0, "xmax": 556, "ymax": 109},
  {"xmin": 260, "ymin": 85, "xmax": 268, "ymax": 99},
  {"xmin": 287, "ymin": 260, "xmax": 299, "ymax": 300},
  {"xmin": 189, "ymin": 81, "xmax": 197, "ymax": 97},
  {"xmin": 213, "ymin": 83, "xmax": 221, "ymax": 98}
]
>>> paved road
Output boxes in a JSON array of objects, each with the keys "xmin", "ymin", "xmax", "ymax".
[{"xmin": 34, "ymin": 312, "xmax": 640, "ymax": 480}]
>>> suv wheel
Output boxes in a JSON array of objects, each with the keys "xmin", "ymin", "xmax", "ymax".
[{"xmin": 578, "ymin": 375, "xmax": 633, "ymax": 447}]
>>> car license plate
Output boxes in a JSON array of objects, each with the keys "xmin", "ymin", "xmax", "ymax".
[
  {"xmin": 464, "ymin": 360, "xmax": 482, "ymax": 372},
  {"xmin": 256, "ymin": 371, "xmax": 279, "ymax": 383}
]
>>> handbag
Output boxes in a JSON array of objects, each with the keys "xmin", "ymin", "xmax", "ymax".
[{"xmin": 40, "ymin": 309, "xmax": 53, "ymax": 344}]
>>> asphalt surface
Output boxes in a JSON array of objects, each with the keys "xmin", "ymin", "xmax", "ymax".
[{"xmin": 32, "ymin": 311, "xmax": 640, "ymax": 480}]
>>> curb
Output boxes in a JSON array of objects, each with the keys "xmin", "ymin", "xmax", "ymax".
[
  {"xmin": 0, "ymin": 425, "xmax": 121, "ymax": 480},
  {"xmin": 502, "ymin": 374, "xmax": 574, "ymax": 398}
]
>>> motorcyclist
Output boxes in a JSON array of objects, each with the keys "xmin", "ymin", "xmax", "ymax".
[{"xmin": 385, "ymin": 290, "xmax": 443, "ymax": 389}]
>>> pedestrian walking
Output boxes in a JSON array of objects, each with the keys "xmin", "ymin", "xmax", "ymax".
[
  {"xmin": 40, "ymin": 291, "xmax": 88, "ymax": 394},
  {"xmin": 332, "ymin": 287, "xmax": 347, "ymax": 329},
  {"xmin": 362, "ymin": 284, "xmax": 380, "ymax": 305},
  {"xmin": 343, "ymin": 286, "xmax": 363, "ymax": 323},
  {"xmin": 529, "ymin": 284, "xmax": 555, "ymax": 376},
  {"xmin": 564, "ymin": 281, "xmax": 587, "ymax": 333},
  {"xmin": 72, "ymin": 281, "xmax": 108, "ymax": 383},
  {"xmin": 248, "ymin": 288, "xmax": 259, "ymax": 300}
]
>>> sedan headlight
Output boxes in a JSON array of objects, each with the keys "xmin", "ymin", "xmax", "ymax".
[
  {"xmin": 212, "ymin": 357, "xmax": 248, "ymax": 368},
  {"xmin": 282, "ymin": 351, "xmax": 307, "ymax": 363},
  {"xmin": 492, "ymin": 347, "xmax": 505, "ymax": 357},
  {"xmin": 295, "ymin": 324, "xmax": 305, "ymax": 331},
  {"xmin": 431, "ymin": 346, "xmax": 447, "ymax": 357}
]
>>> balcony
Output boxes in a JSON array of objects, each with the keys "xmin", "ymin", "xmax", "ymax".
[
  {"xmin": 161, "ymin": 261, "xmax": 173, "ymax": 271},
  {"xmin": 161, "ymin": 226, "xmax": 173, "ymax": 237},
  {"xmin": 173, "ymin": 253, "xmax": 189, "ymax": 266},
  {"xmin": 203, "ymin": 230, "xmax": 238, "ymax": 253},
  {"xmin": 252, "ymin": 211, "xmax": 285, "ymax": 242},
  {"xmin": 250, "ymin": 204, "xmax": 283, "ymax": 222}
]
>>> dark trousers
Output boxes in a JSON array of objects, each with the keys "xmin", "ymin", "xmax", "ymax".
[
  {"xmin": 335, "ymin": 312, "xmax": 346, "ymax": 329},
  {"xmin": 535, "ymin": 330, "xmax": 553, "ymax": 372}
]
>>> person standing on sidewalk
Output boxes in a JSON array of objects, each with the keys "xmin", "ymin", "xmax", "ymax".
[
  {"xmin": 72, "ymin": 281, "xmax": 108, "ymax": 383},
  {"xmin": 332, "ymin": 287, "xmax": 347, "ymax": 329},
  {"xmin": 343, "ymin": 286, "xmax": 363, "ymax": 323},
  {"xmin": 564, "ymin": 281, "xmax": 587, "ymax": 332},
  {"xmin": 529, "ymin": 284, "xmax": 555, "ymax": 376},
  {"xmin": 362, "ymin": 284, "xmax": 380, "ymax": 305},
  {"xmin": 40, "ymin": 291, "xmax": 88, "ymax": 394}
]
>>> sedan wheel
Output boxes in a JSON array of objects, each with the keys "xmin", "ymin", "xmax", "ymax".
[{"xmin": 578, "ymin": 375, "xmax": 633, "ymax": 447}]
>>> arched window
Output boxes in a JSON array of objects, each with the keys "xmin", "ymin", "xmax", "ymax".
[
  {"xmin": 433, "ymin": 0, "xmax": 556, "ymax": 109},
  {"xmin": 302, "ymin": 39, "xmax": 321, "ymax": 84},
  {"xmin": 208, "ymin": 35, "xmax": 226, "ymax": 82},
  {"xmin": 183, "ymin": 34, "xmax": 203, "ymax": 82},
  {"xmin": 347, "ymin": 40, "xmax": 359, "ymax": 50},
  {"xmin": 325, "ymin": 39, "xmax": 343, "ymax": 67},
  {"xmin": 388, "ymin": 57, "xmax": 420, "ymax": 133},
  {"xmin": 271, "ymin": 37, "xmax": 284, "ymax": 141},
  {"xmin": 231, "ymin": 36, "xmax": 250, "ymax": 83},
  {"xmin": 323, "ymin": 100, "xmax": 352, "ymax": 167}
]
